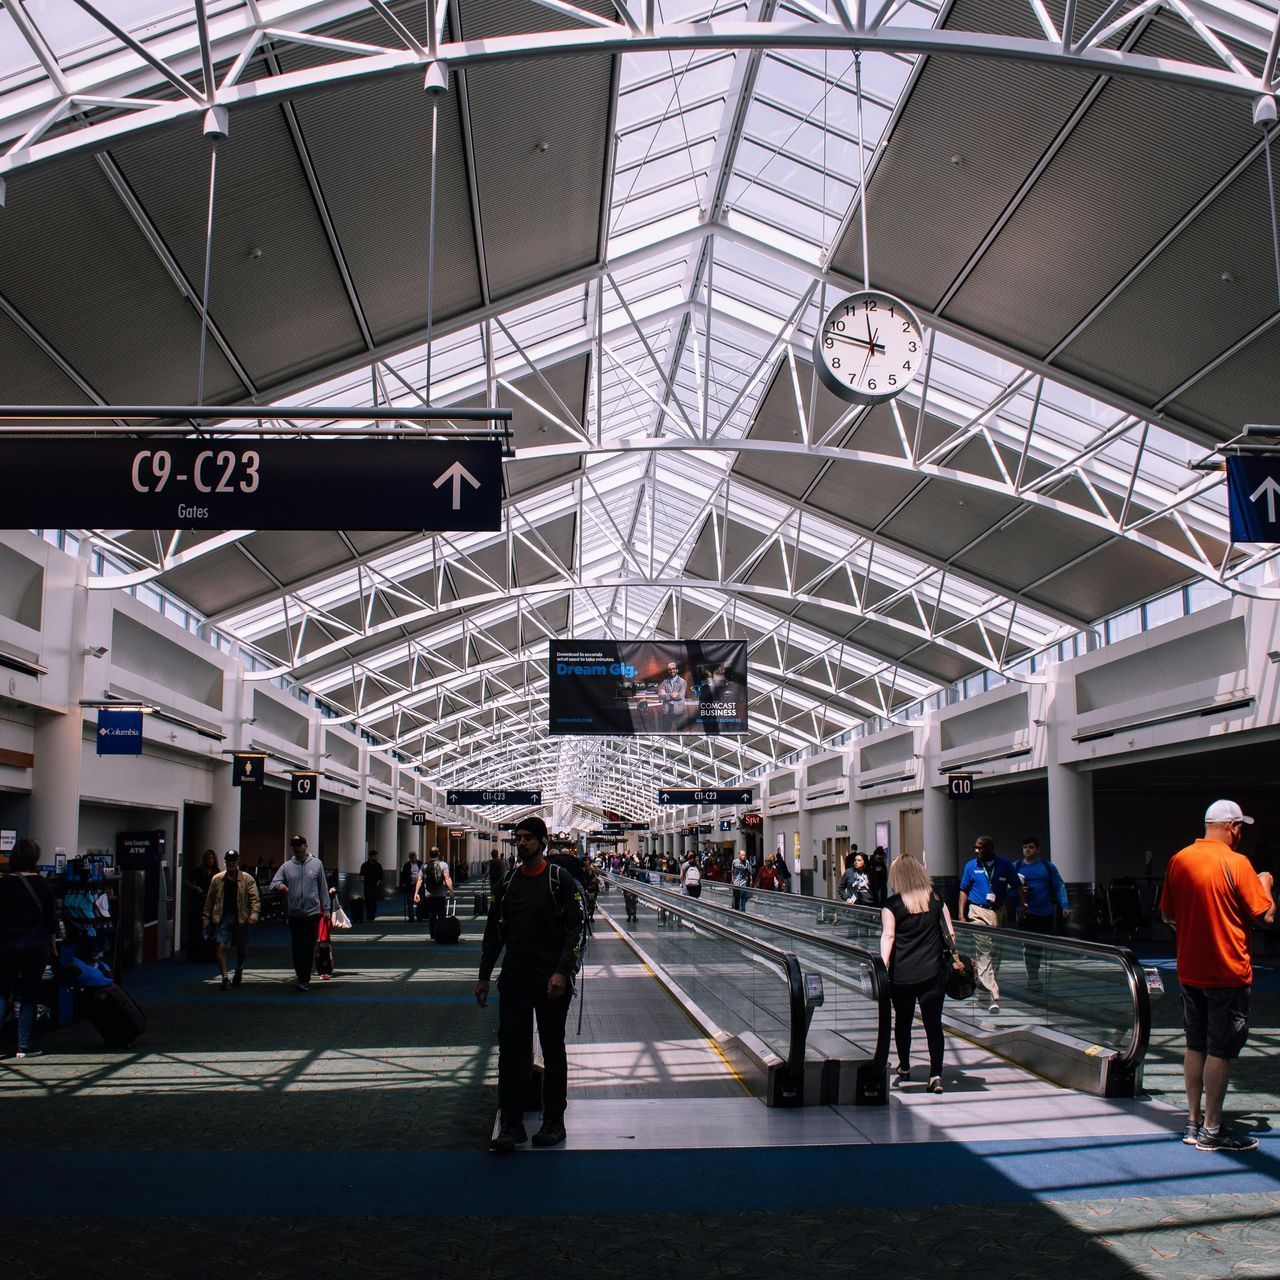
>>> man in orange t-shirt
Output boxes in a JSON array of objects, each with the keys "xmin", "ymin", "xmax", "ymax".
[{"xmin": 1160, "ymin": 800, "xmax": 1274, "ymax": 1153}]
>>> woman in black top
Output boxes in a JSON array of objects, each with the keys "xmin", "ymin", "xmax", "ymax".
[
  {"xmin": 0, "ymin": 838, "xmax": 58, "ymax": 1059},
  {"xmin": 880, "ymin": 853, "xmax": 963, "ymax": 1094}
]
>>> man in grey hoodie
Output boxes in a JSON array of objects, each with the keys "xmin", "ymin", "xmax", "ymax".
[{"xmin": 270, "ymin": 835, "xmax": 331, "ymax": 991}]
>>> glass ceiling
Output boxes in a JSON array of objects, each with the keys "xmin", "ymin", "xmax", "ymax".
[{"xmin": 5, "ymin": 0, "xmax": 1280, "ymax": 813}]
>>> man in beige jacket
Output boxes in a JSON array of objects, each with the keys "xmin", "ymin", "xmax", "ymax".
[{"xmin": 203, "ymin": 849, "xmax": 260, "ymax": 990}]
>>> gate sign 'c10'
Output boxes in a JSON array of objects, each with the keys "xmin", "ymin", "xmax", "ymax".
[
  {"xmin": 446, "ymin": 789, "xmax": 542, "ymax": 806},
  {"xmin": 0, "ymin": 438, "xmax": 502, "ymax": 532},
  {"xmin": 948, "ymin": 773, "xmax": 975, "ymax": 799},
  {"xmin": 657, "ymin": 787, "xmax": 754, "ymax": 805}
]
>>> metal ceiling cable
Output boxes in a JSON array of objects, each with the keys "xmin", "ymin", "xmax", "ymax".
[{"xmin": 196, "ymin": 126, "xmax": 224, "ymax": 427}]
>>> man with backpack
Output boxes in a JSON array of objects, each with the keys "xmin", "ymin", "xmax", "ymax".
[
  {"xmin": 475, "ymin": 815, "xmax": 585, "ymax": 1154},
  {"xmin": 400, "ymin": 852, "xmax": 422, "ymax": 922},
  {"xmin": 414, "ymin": 846, "xmax": 452, "ymax": 938}
]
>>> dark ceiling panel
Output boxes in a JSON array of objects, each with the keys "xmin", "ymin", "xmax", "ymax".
[
  {"xmin": 1, "ymin": 152, "xmax": 242, "ymax": 404},
  {"xmin": 1054, "ymin": 155, "xmax": 1277, "ymax": 435},
  {"xmin": 944, "ymin": 19, "xmax": 1257, "ymax": 364},
  {"xmin": 1025, "ymin": 540, "xmax": 1190, "ymax": 619},
  {"xmin": 289, "ymin": 74, "xmax": 482, "ymax": 346},
  {"xmin": 832, "ymin": 0, "xmax": 1094, "ymax": 306},
  {"xmin": 877, "ymin": 476, "xmax": 1020, "ymax": 562},
  {"xmin": 112, "ymin": 101, "xmax": 367, "ymax": 390}
]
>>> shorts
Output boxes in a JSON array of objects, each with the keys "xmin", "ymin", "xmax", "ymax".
[
  {"xmin": 1181, "ymin": 983, "xmax": 1250, "ymax": 1059},
  {"xmin": 213, "ymin": 918, "xmax": 248, "ymax": 947}
]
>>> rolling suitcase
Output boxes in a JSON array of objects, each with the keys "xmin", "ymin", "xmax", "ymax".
[
  {"xmin": 473, "ymin": 893, "xmax": 489, "ymax": 917},
  {"xmin": 85, "ymin": 983, "xmax": 146, "ymax": 1048},
  {"xmin": 434, "ymin": 897, "xmax": 461, "ymax": 944}
]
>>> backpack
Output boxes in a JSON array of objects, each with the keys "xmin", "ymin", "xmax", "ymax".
[
  {"xmin": 425, "ymin": 860, "xmax": 446, "ymax": 892},
  {"xmin": 495, "ymin": 860, "xmax": 589, "ymax": 977}
]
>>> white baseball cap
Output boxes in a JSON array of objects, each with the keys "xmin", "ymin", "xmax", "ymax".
[{"xmin": 1205, "ymin": 799, "xmax": 1253, "ymax": 825}]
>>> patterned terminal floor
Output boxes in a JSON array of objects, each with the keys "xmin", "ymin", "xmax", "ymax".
[{"xmin": 4, "ymin": 884, "xmax": 1278, "ymax": 1279}]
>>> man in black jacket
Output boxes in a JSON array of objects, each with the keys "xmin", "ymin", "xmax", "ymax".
[{"xmin": 475, "ymin": 816, "xmax": 584, "ymax": 1153}]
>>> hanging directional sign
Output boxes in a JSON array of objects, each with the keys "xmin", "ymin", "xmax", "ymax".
[
  {"xmin": 231, "ymin": 753, "xmax": 265, "ymax": 787},
  {"xmin": 446, "ymin": 789, "xmax": 542, "ymax": 806},
  {"xmin": 96, "ymin": 708, "xmax": 143, "ymax": 756},
  {"xmin": 657, "ymin": 787, "xmax": 754, "ymax": 805},
  {"xmin": 1226, "ymin": 456, "xmax": 1280, "ymax": 542},
  {"xmin": 0, "ymin": 439, "xmax": 502, "ymax": 532},
  {"xmin": 291, "ymin": 772, "xmax": 319, "ymax": 800}
]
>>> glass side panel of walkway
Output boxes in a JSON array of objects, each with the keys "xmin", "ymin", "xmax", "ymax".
[{"xmin": 628, "ymin": 873, "xmax": 1151, "ymax": 1097}]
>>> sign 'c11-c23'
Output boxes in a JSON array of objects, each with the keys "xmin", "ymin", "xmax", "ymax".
[{"xmin": 548, "ymin": 639, "xmax": 748, "ymax": 737}]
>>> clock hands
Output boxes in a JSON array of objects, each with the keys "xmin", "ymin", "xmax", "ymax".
[{"xmin": 825, "ymin": 330, "xmax": 885, "ymax": 354}]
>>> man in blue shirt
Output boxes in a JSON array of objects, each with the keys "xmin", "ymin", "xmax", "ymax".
[
  {"xmin": 958, "ymin": 835, "xmax": 1022, "ymax": 1014},
  {"xmin": 1015, "ymin": 836, "xmax": 1069, "ymax": 991}
]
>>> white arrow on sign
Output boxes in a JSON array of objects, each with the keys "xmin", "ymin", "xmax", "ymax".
[
  {"xmin": 433, "ymin": 461, "xmax": 481, "ymax": 510},
  {"xmin": 1250, "ymin": 475, "xmax": 1280, "ymax": 523}
]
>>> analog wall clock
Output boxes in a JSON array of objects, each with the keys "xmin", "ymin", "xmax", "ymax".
[{"xmin": 813, "ymin": 290, "xmax": 924, "ymax": 405}]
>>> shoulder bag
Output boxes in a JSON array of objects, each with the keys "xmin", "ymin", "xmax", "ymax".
[{"xmin": 937, "ymin": 904, "xmax": 976, "ymax": 1001}]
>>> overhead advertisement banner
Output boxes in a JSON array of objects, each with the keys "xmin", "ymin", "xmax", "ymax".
[{"xmin": 548, "ymin": 640, "xmax": 748, "ymax": 737}]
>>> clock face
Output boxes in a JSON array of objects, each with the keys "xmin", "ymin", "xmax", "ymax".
[{"xmin": 813, "ymin": 291, "xmax": 924, "ymax": 404}]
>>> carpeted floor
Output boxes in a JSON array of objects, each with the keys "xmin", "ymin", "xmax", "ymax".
[{"xmin": 4, "ymin": 893, "xmax": 1278, "ymax": 1279}]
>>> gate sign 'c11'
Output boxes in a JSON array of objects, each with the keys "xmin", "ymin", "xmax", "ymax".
[
  {"xmin": 0, "ymin": 439, "xmax": 502, "ymax": 532},
  {"xmin": 657, "ymin": 787, "xmax": 754, "ymax": 805},
  {"xmin": 446, "ymin": 789, "xmax": 542, "ymax": 806}
]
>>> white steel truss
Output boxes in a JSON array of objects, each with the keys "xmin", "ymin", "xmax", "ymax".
[{"xmin": 11, "ymin": 0, "xmax": 1280, "ymax": 819}]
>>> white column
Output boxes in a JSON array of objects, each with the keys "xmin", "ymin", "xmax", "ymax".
[
  {"xmin": 1047, "ymin": 759, "xmax": 1094, "ymax": 885},
  {"xmin": 923, "ymin": 781, "xmax": 958, "ymax": 877},
  {"xmin": 797, "ymin": 805, "xmax": 814, "ymax": 893},
  {"xmin": 205, "ymin": 762, "xmax": 243, "ymax": 855},
  {"xmin": 286, "ymin": 791, "xmax": 321, "ymax": 853},
  {"xmin": 338, "ymin": 796, "xmax": 367, "ymax": 873},
  {"xmin": 375, "ymin": 806, "xmax": 399, "ymax": 867},
  {"xmin": 1046, "ymin": 666, "xmax": 1095, "ymax": 888},
  {"xmin": 30, "ymin": 708, "xmax": 83, "ymax": 863}
]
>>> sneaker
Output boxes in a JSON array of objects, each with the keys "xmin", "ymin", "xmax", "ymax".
[
  {"xmin": 232, "ymin": 969, "xmax": 243, "ymax": 987},
  {"xmin": 15, "ymin": 1048, "xmax": 44, "ymax": 1060},
  {"xmin": 1196, "ymin": 1125, "xmax": 1259, "ymax": 1153},
  {"xmin": 531, "ymin": 1119, "xmax": 567, "ymax": 1148},
  {"xmin": 296, "ymin": 981, "xmax": 310, "ymax": 992},
  {"xmin": 927, "ymin": 1076, "xmax": 943, "ymax": 1094},
  {"xmin": 220, "ymin": 977, "xmax": 231, "ymax": 990},
  {"xmin": 489, "ymin": 1120, "xmax": 528, "ymax": 1154},
  {"xmin": 1183, "ymin": 1119, "xmax": 1201, "ymax": 1145},
  {"xmin": 320, "ymin": 974, "xmax": 330, "ymax": 981},
  {"xmin": 988, "ymin": 1001, "xmax": 1001, "ymax": 1014},
  {"xmin": 895, "ymin": 1066, "xmax": 910, "ymax": 1087}
]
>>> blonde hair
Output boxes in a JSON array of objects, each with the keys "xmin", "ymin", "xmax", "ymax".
[{"xmin": 887, "ymin": 853, "xmax": 934, "ymax": 915}]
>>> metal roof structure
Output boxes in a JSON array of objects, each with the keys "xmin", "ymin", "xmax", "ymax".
[{"xmin": 3, "ymin": 0, "xmax": 1280, "ymax": 828}]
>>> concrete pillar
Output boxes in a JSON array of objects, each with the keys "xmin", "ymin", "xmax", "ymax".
[
  {"xmin": 205, "ymin": 761, "xmax": 243, "ymax": 855},
  {"xmin": 375, "ymin": 806, "xmax": 399, "ymax": 867},
  {"xmin": 286, "ymin": 792, "xmax": 321, "ymax": 857},
  {"xmin": 30, "ymin": 707, "xmax": 83, "ymax": 864},
  {"xmin": 338, "ymin": 796, "xmax": 367, "ymax": 874},
  {"xmin": 1046, "ymin": 758, "xmax": 1095, "ymax": 886},
  {"xmin": 923, "ymin": 781, "xmax": 958, "ymax": 877}
]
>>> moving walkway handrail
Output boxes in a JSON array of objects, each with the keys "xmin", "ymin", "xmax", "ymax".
[
  {"xmin": 609, "ymin": 873, "xmax": 893, "ymax": 1095},
  {"xmin": 607, "ymin": 874, "xmax": 810, "ymax": 1104},
  {"xmin": 638, "ymin": 872, "xmax": 1150, "ymax": 1080}
]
